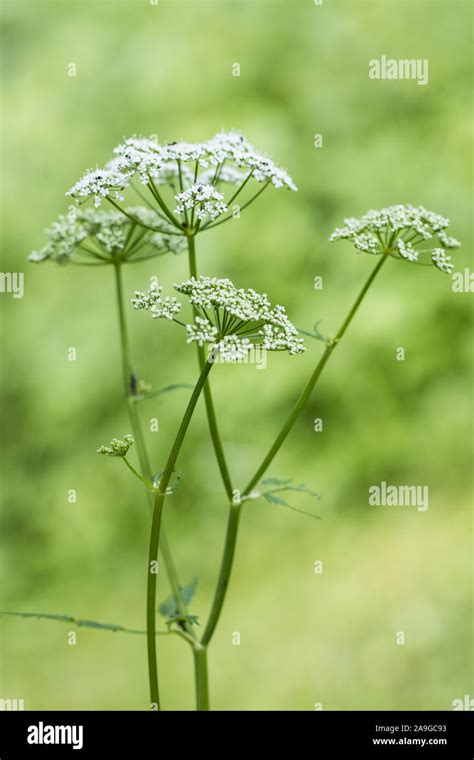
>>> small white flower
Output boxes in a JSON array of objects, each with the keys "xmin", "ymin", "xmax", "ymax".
[
  {"xmin": 134, "ymin": 276, "xmax": 304, "ymax": 358},
  {"xmin": 431, "ymin": 248, "xmax": 454, "ymax": 274},
  {"xmin": 28, "ymin": 208, "xmax": 183, "ymax": 264},
  {"xmin": 66, "ymin": 167, "xmax": 130, "ymax": 207},
  {"xmin": 185, "ymin": 316, "xmax": 219, "ymax": 345},
  {"xmin": 438, "ymin": 230, "xmax": 461, "ymax": 249},
  {"xmin": 67, "ymin": 132, "xmax": 297, "ymax": 219},
  {"xmin": 175, "ymin": 183, "xmax": 228, "ymax": 221},
  {"xmin": 330, "ymin": 204, "xmax": 460, "ymax": 274},
  {"xmin": 397, "ymin": 239, "xmax": 418, "ymax": 262},
  {"xmin": 354, "ymin": 233, "xmax": 379, "ymax": 255},
  {"xmin": 132, "ymin": 281, "xmax": 182, "ymax": 320},
  {"xmin": 207, "ymin": 131, "xmax": 297, "ymax": 191},
  {"xmin": 174, "ymin": 276, "xmax": 305, "ymax": 358}
]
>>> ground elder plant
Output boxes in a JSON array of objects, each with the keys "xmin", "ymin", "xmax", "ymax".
[{"xmin": 5, "ymin": 130, "xmax": 461, "ymax": 711}]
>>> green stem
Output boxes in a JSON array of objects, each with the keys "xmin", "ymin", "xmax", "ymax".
[
  {"xmin": 106, "ymin": 197, "xmax": 164, "ymax": 233},
  {"xmin": 192, "ymin": 644, "xmax": 210, "ymax": 710},
  {"xmin": 200, "ymin": 252, "xmax": 389, "ymax": 647},
  {"xmin": 244, "ymin": 251, "xmax": 389, "ymax": 494},
  {"xmin": 122, "ymin": 456, "xmax": 152, "ymax": 489},
  {"xmin": 201, "ymin": 181, "xmax": 270, "ymax": 233},
  {"xmin": 113, "ymin": 263, "xmax": 132, "ymax": 397},
  {"xmin": 186, "ymin": 235, "xmax": 234, "ymax": 499},
  {"xmin": 147, "ymin": 352, "xmax": 215, "ymax": 707},
  {"xmin": 113, "ymin": 262, "xmax": 194, "ymax": 707},
  {"xmin": 148, "ymin": 177, "xmax": 183, "ymax": 230},
  {"xmin": 201, "ymin": 503, "xmax": 241, "ymax": 646}
]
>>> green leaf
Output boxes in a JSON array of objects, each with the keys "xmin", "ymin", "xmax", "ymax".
[
  {"xmin": 298, "ymin": 320, "xmax": 331, "ymax": 344},
  {"xmin": 261, "ymin": 477, "xmax": 292, "ymax": 487},
  {"xmin": 258, "ymin": 477, "xmax": 322, "ymax": 520},
  {"xmin": 165, "ymin": 614, "xmax": 200, "ymax": 630},
  {"xmin": 152, "ymin": 468, "xmax": 182, "ymax": 494},
  {"xmin": 0, "ymin": 610, "xmax": 144, "ymax": 635},
  {"xmin": 76, "ymin": 619, "xmax": 124, "ymax": 632},
  {"xmin": 158, "ymin": 577, "xmax": 198, "ymax": 619},
  {"xmin": 181, "ymin": 577, "xmax": 198, "ymax": 607},
  {"xmin": 158, "ymin": 597, "xmax": 178, "ymax": 619},
  {"xmin": 0, "ymin": 611, "xmax": 74, "ymax": 623},
  {"xmin": 263, "ymin": 491, "xmax": 290, "ymax": 506}
]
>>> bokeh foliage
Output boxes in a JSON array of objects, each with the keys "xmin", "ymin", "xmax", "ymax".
[{"xmin": 0, "ymin": 0, "xmax": 472, "ymax": 710}]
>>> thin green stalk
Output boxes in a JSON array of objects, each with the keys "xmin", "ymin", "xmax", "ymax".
[
  {"xmin": 114, "ymin": 263, "xmax": 196, "ymax": 636},
  {"xmin": 113, "ymin": 263, "xmax": 132, "ymax": 397},
  {"xmin": 186, "ymin": 234, "xmax": 234, "ymax": 499},
  {"xmin": 148, "ymin": 177, "xmax": 183, "ymax": 230},
  {"xmin": 106, "ymin": 197, "xmax": 164, "ymax": 233},
  {"xmin": 243, "ymin": 251, "xmax": 389, "ymax": 494},
  {"xmin": 201, "ymin": 502, "xmax": 241, "ymax": 646},
  {"xmin": 113, "ymin": 262, "xmax": 195, "ymax": 703},
  {"xmin": 201, "ymin": 252, "xmax": 389, "ymax": 647},
  {"xmin": 192, "ymin": 644, "xmax": 210, "ymax": 711},
  {"xmin": 147, "ymin": 352, "xmax": 215, "ymax": 707},
  {"xmin": 122, "ymin": 456, "xmax": 152, "ymax": 489},
  {"xmin": 200, "ymin": 181, "xmax": 270, "ymax": 233},
  {"xmin": 200, "ymin": 170, "xmax": 254, "ymax": 230}
]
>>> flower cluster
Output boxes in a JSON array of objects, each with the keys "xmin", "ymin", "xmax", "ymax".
[
  {"xmin": 175, "ymin": 184, "xmax": 228, "ymax": 221},
  {"xmin": 28, "ymin": 208, "xmax": 183, "ymax": 264},
  {"xmin": 206, "ymin": 131, "xmax": 297, "ymax": 191},
  {"xmin": 66, "ymin": 131, "xmax": 296, "ymax": 213},
  {"xmin": 66, "ymin": 167, "xmax": 130, "ymax": 208},
  {"xmin": 134, "ymin": 276, "xmax": 305, "ymax": 360},
  {"xmin": 132, "ymin": 281, "xmax": 182, "ymax": 320},
  {"xmin": 97, "ymin": 435, "xmax": 134, "ymax": 457},
  {"xmin": 329, "ymin": 204, "xmax": 460, "ymax": 274}
]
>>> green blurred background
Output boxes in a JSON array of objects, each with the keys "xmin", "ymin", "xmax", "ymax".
[{"xmin": 1, "ymin": 0, "xmax": 472, "ymax": 710}]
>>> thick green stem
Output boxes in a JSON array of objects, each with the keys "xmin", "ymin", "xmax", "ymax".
[
  {"xmin": 147, "ymin": 353, "xmax": 215, "ymax": 707},
  {"xmin": 201, "ymin": 253, "xmax": 389, "ymax": 647},
  {"xmin": 193, "ymin": 644, "xmax": 210, "ymax": 710},
  {"xmin": 186, "ymin": 235, "xmax": 234, "ymax": 499}
]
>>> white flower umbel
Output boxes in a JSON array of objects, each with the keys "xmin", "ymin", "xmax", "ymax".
[
  {"xmin": 109, "ymin": 131, "xmax": 297, "ymax": 190},
  {"xmin": 206, "ymin": 131, "xmax": 298, "ymax": 191},
  {"xmin": 132, "ymin": 281, "xmax": 182, "ymax": 321},
  {"xmin": 66, "ymin": 131, "xmax": 296, "ymax": 234},
  {"xmin": 329, "ymin": 204, "xmax": 461, "ymax": 274},
  {"xmin": 431, "ymin": 248, "xmax": 454, "ymax": 274},
  {"xmin": 66, "ymin": 167, "xmax": 131, "ymax": 208},
  {"xmin": 133, "ymin": 276, "xmax": 305, "ymax": 360},
  {"xmin": 28, "ymin": 208, "xmax": 184, "ymax": 265},
  {"xmin": 175, "ymin": 184, "xmax": 228, "ymax": 222}
]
